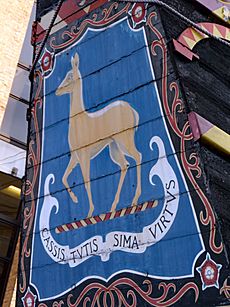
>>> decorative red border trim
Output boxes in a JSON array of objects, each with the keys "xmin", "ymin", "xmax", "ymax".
[
  {"xmin": 147, "ymin": 12, "xmax": 223, "ymax": 255},
  {"xmin": 50, "ymin": 2, "xmax": 131, "ymax": 50},
  {"xmin": 20, "ymin": 71, "xmax": 43, "ymax": 293},
  {"xmin": 67, "ymin": 279, "xmax": 199, "ymax": 307},
  {"xmin": 38, "ymin": 279, "xmax": 199, "ymax": 307}
]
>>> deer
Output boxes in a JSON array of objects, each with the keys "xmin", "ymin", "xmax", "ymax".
[{"xmin": 55, "ymin": 53, "xmax": 142, "ymax": 218}]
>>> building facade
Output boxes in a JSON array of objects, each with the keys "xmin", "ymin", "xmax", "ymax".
[
  {"xmin": 0, "ymin": 2, "xmax": 34, "ymax": 306},
  {"xmin": 17, "ymin": 0, "xmax": 230, "ymax": 306}
]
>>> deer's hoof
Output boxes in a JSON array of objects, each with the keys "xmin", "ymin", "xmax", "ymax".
[
  {"xmin": 110, "ymin": 205, "xmax": 116, "ymax": 212},
  {"xmin": 87, "ymin": 212, "xmax": 93, "ymax": 218},
  {"xmin": 87, "ymin": 207, "xmax": 94, "ymax": 218},
  {"xmin": 70, "ymin": 192, "xmax": 78, "ymax": 203}
]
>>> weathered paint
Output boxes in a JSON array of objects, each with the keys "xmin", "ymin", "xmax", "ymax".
[{"xmin": 17, "ymin": 1, "xmax": 230, "ymax": 306}]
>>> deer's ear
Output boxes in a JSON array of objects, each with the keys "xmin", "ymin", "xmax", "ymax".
[
  {"xmin": 74, "ymin": 53, "xmax": 79, "ymax": 64},
  {"xmin": 71, "ymin": 53, "xmax": 79, "ymax": 68},
  {"xmin": 71, "ymin": 56, "xmax": 75, "ymax": 68}
]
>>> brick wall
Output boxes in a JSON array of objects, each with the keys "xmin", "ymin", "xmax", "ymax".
[{"xmin": 0, "ymin": 0, "xmax": 34, "ymax": 126}]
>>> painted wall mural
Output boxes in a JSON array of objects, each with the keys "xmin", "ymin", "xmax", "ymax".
[{"xmin": 18, "ymin": 1, "xmax": 229, "ymax": 306}]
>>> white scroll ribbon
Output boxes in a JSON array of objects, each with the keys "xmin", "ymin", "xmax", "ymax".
[{"xmin": 39, "ymin": 136, "xmax": 179, "ymax": 266}]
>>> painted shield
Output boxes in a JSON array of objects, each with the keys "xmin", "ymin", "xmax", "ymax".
[{"xmin": 30, "ymin": 11, "xmax": 204, "ymax": 301}]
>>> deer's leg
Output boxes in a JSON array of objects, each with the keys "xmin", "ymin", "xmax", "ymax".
[
  {"xmin": 62, "ymin": 154, "xmax": 79, "ymax": 203},
  {"xmin": 109, "ymin": 142, "xmax": 129, "ymax": 212},
  {"xmin": 131, "ymin": 149, "xmax": 141, "ymax": 206},
  {"xmin": 115, "ymin": 131, "xmax": 142, "ymax": 206},
  {"xmin": 79, "ymin": 155, "xmax": 94, "ymax": 218}
]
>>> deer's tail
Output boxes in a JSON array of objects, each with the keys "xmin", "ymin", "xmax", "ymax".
[{"xmin": 132, "ymin": 108, "xmax": 139, "ymax": 131}]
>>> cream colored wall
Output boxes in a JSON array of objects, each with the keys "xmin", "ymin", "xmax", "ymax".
[
  {"xmin": 2, "ymin": 238, "xmax": 20, "ymax": 307},
  {"xmin": 0, "ymin": 0, "xmax": 34, "ymax": 126}
]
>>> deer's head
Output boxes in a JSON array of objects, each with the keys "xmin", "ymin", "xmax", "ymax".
[{"xmin": 56, "ymin": 53, "xmax": 80, "ymax": 96}]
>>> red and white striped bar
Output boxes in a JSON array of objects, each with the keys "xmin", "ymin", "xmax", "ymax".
[{"xmin": 55, "ymin": 200, "xmax": 158, "ymax": 234}]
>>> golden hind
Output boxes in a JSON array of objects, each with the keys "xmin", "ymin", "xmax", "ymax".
[{"xmin": 56, "ymin": 53, "xmax": 142, "ymax": 217}]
